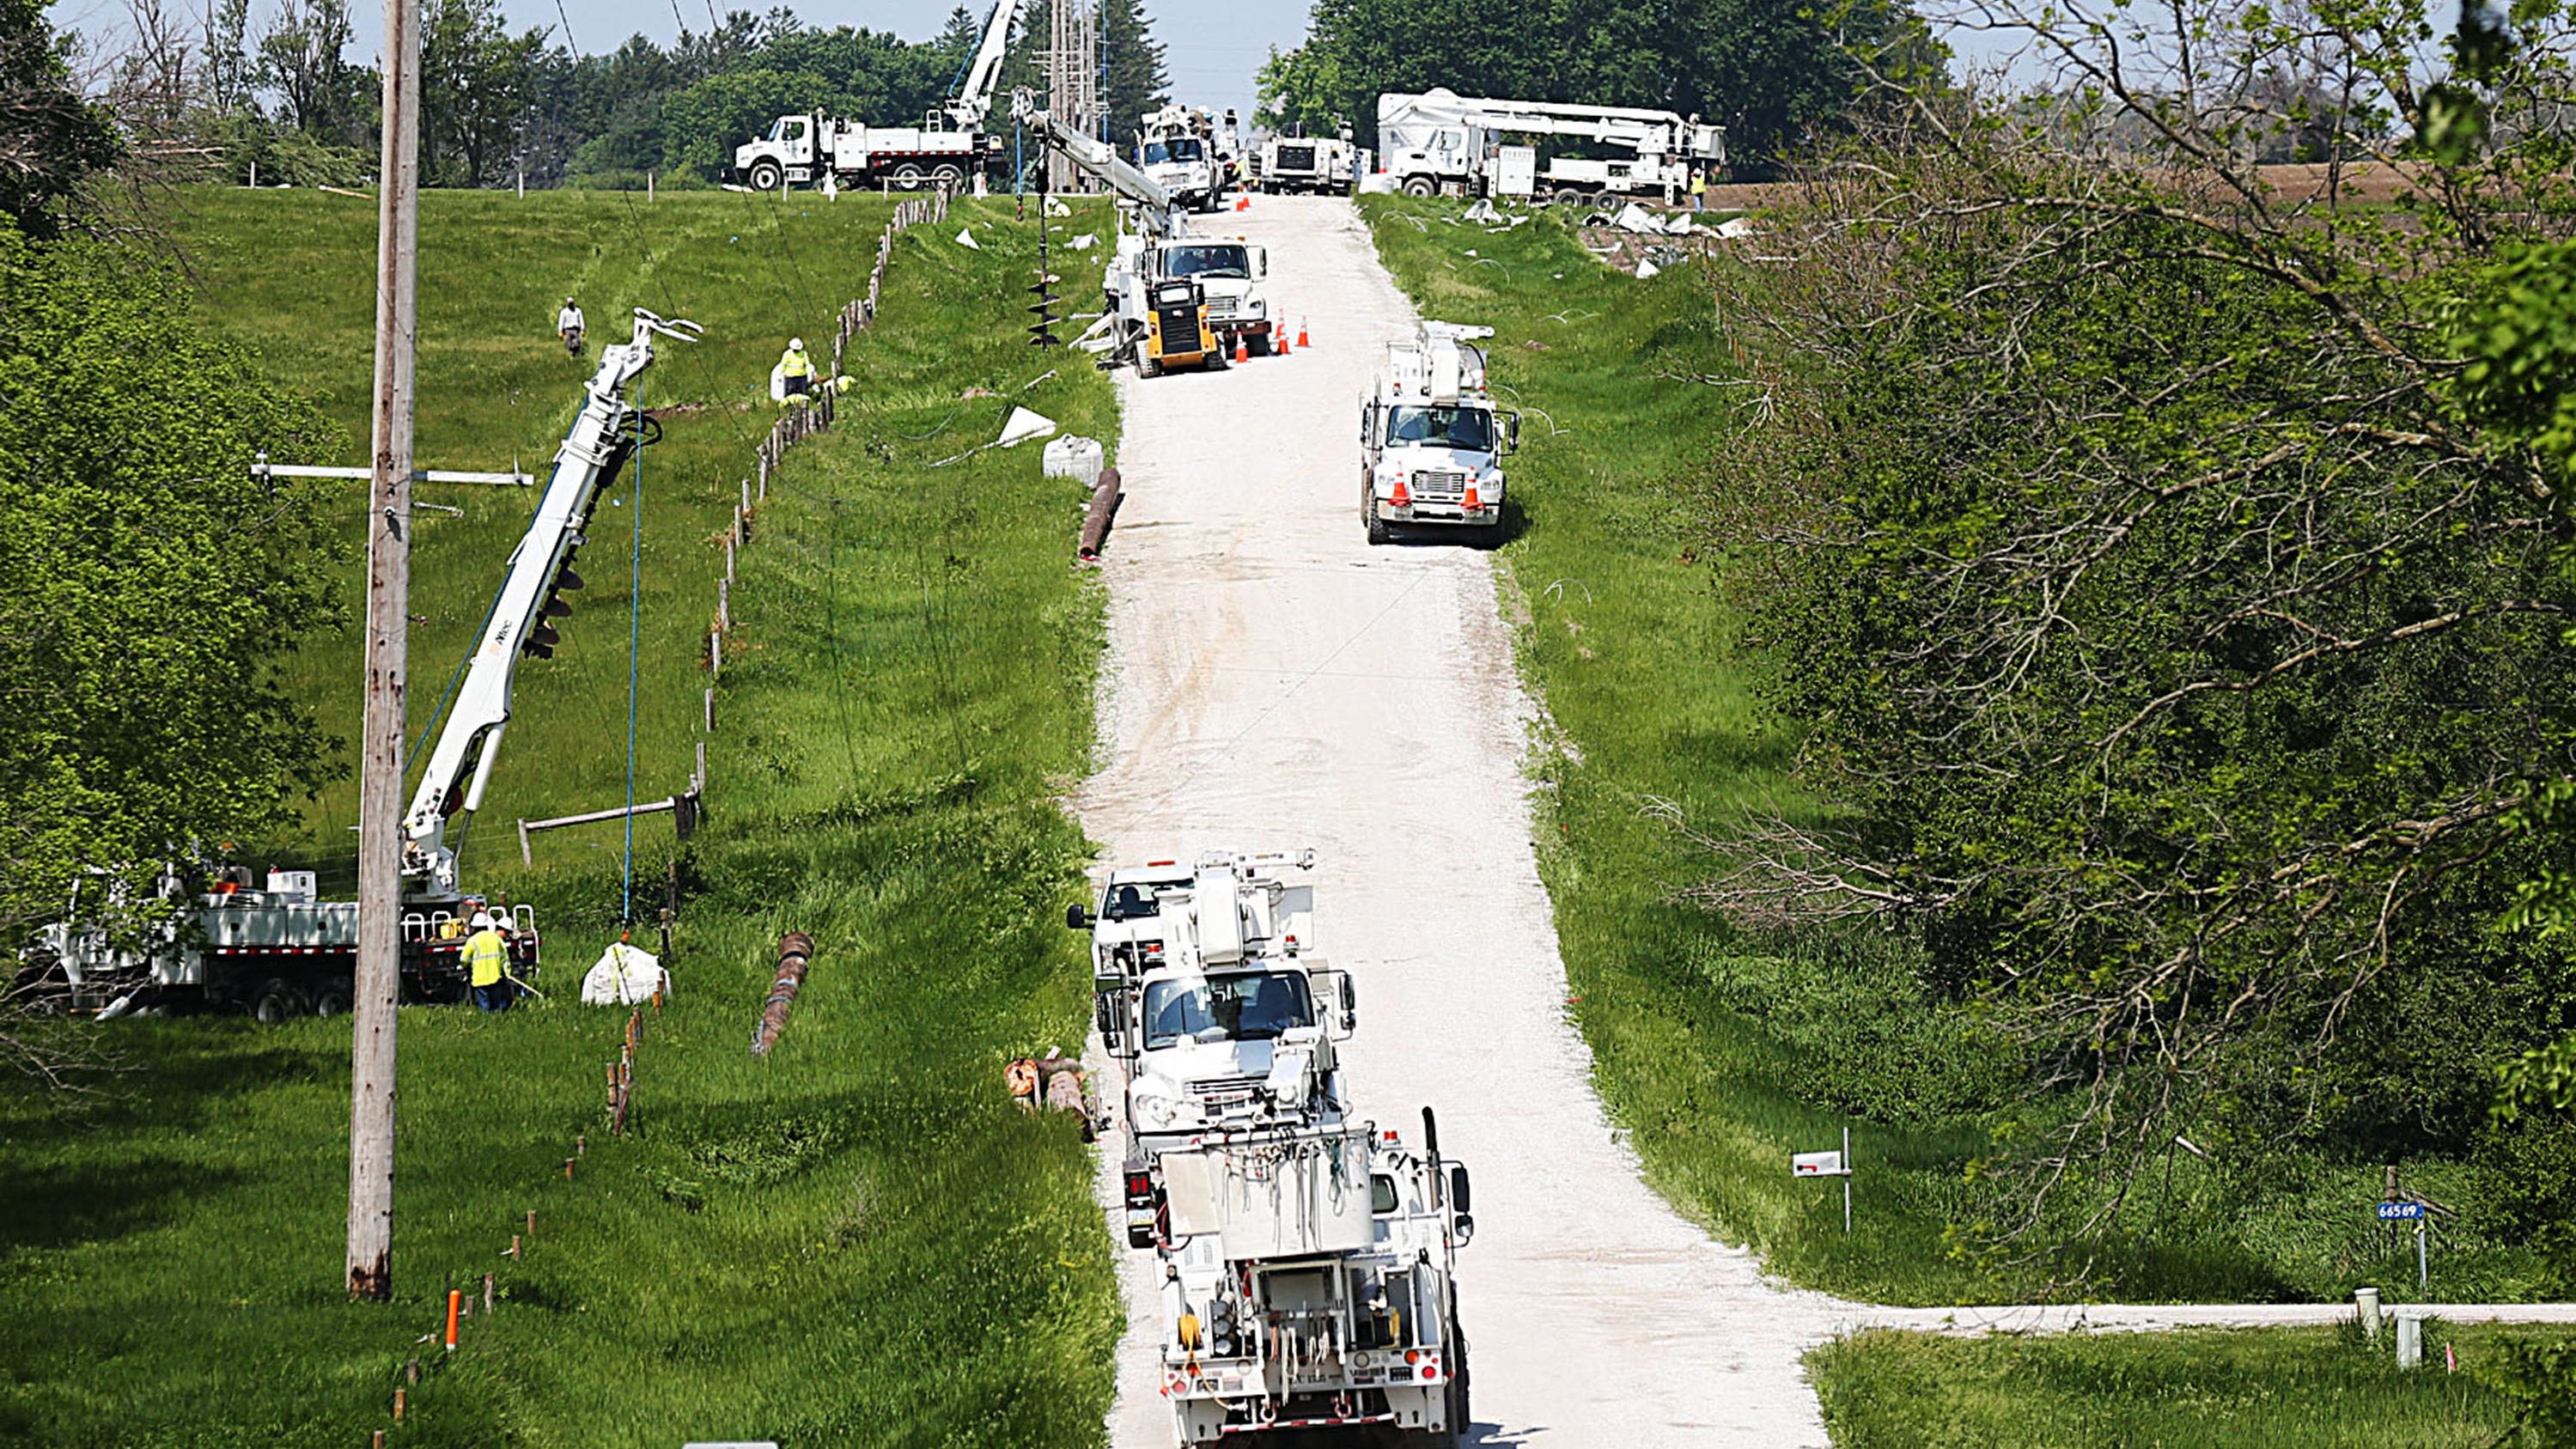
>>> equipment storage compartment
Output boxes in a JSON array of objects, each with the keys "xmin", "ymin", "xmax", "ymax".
[{"xmin": 1163, "ymin": 1129, "xmax": 1375, "ymax": 1258}]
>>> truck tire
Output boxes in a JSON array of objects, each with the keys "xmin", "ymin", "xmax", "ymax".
[
  {"xmin": 1364, "ymin": 490, "xmax": 1391, "ymax": 545},
  {"xmin": 252, "ymin": 977, "xmax": 308, "ymax": 1024},
  {"xmin": 1248, "ymin": 330, "xmax": 1271, "ymax": 358},
  {"xmin": 1553, "ymin": 187, "xmax": 1586, "ymax": 210},
  {"xmin": 748, "ymin": 159, "xmax": 784, "ymax": 193},
  {"xmin": 1138, "ymin": 351, "xmax": 1161, "ymax": 379},
  {"xmin": 931, "ymin": 163, "xmax": 965, "ymax": 190},
  {"xmin": 892, "ymin": 163, "xmax": 926, "ymax": 190},
  {"xmin": 313, "ymin": 983, "xmax": 352, "ymax": 1018},
  {"xmin": 1402, "ymin": 176, "xmax": 1439, "ymax": 198}
]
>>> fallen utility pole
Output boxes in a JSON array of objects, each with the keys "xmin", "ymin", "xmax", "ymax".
[
  {"xmin": 516, "ymin": 786, "xmax": 702, "ymax": 867},
  {"xmin": 750, "ymin": 932, "xmax": 816, "ymax": 1056},
  {"xmin": 1077, "ymin": 467, "xmax": 1122, "ymax": 560},
  {"xmin": 349, "ymin": 0, "xmax": 422, "ymax": 1304}
]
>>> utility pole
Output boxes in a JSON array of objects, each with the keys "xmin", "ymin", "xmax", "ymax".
[{"xmin": 349, "ymin": 0, "xmax": 421, "ymax": 1303}]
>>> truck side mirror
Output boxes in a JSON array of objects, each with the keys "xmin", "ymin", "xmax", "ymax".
[
  {"xmin": 1252, "ymin": 247, "xmax": 1268, "ymax": 279},
  {"xmin": 1506, "ymin": 411, "xmax": 1522, "ymax": 453},
  {"xmin": 1067, "ymin": 903, "xmax": 1095, "ymax": 929},
  {"xmin": 1453, "ymin": 1212, "xmax": 1476, "ymax": 1246},
  {"xmin": 1449, "ymin": 1164, "xmax": 1471, "ymax": 1215}
]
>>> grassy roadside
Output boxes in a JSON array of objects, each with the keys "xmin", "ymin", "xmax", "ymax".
[
  {"xmin": 1812, "ymin": 1322, "xmax": 2576, "ymax": 1447},
  {"xmin": 1356, "ymin": 193, "xmax": 2559, "ymax": 1310},
  {"xmin": 0, "ymin": 194, "xmax": 1123, "ymax": 1446}
]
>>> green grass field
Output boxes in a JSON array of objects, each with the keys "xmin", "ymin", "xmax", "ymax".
[
  {"xmin": 0, "ymin": 188, "xmax": 1124, "ymax": 1446},
  {"xmin": 1357, "ymin": 196, "xmax": 2561, "ymax": 1309},
  {"xmin": 1811, "ymin": 1321, "xmax": 2576, "ymax": 1447}
]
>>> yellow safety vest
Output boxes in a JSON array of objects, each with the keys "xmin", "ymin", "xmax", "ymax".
[
  {"xmin": 780, "ymin": 349, "xmax": 813, "ymax": 378},
  {"xmin": 463, "ymin": 928, "xmax": 509, "ymax": 987}
]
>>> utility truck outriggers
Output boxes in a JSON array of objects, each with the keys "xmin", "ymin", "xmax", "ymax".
[
  {"xmin": 1141, "ymin": 1111, "xmax": 1476, "ymax": 1446},
  {"xmin": 27, "ymin": 309, "xmax": 702, "ymax": 1019},
  {"xmin": 1361, "ymin": 321, "xmax": 1519, "ymax": 544}
]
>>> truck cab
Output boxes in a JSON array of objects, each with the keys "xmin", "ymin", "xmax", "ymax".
[
  {"xmin": 1147, "ymin": 239, "xmax": 1270, "ymax": 353},
  {"xmin": 1147, "ymin": 1115, "xmax": 1475, "ymax": 1445},
  {"xmin": 734, "ymin": 113, "xmax": 825, "ymax": 192},
  {"xmin": 1361, "ymin": 321, "xmax": 1520, "ymax": 544}
]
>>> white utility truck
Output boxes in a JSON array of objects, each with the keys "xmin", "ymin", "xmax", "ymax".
[
  {"xmin": 1377, "ymin": 88, "xmax": 1725, "ymax": 205},
  {"xmin": 1137, "ymin": 102, "xmax": 1239, "ymax": 212},
  {"xmin": 1073, "ymin": 853, "xmax": 1355, "ymax": 1172},
  {"xmin": 1256, "ymin": 132, "xmax": 1356, "ymax": 194},
  {"xmin": 1361, "ymin": 321, "xmax": 1519, "ymax": 544},
  {"xmin": 25, "ymin": 309, "xmax": 703, "ymax": 1019},
  {"xmin": 1135, "ymin": 1111, "xmax": 1477, "ymax": 1446},
  {"xmin": 1016, "ymin": 92, "xmax": 1249, "ymax": 377},
  {"xmin": 731, "ymin": 2, "xmax": 1018, "ymax": 192}
]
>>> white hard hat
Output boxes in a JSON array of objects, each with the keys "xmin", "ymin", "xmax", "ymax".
[
  {"xmin": 789, "ymin": 337, "xmax": 805, "ymax": 350},
  {"xmin": 470, "ymin": 911, "xmax": 494, "ymax": 929}
]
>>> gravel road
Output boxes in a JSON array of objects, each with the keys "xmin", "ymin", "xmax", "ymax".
[
  {"xmin": 1075, "ymin": 195, "xmax": 1845, "ymax": 1448},
  {"xmin": 1073, "ymin": 195, "xmax": 2576, "ymax": 1448}
]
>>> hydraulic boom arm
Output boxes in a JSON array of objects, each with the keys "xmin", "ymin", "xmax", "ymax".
[
  {"xmin": 399, "ymin": 308, "xmax": 702, "ymax": 899},
  {"xmin": 942, "ymin": 0, "xmax": 1022, "ymax": 129},
  {"xmin": 1011, "ymin": 88, "xmax": 1186, "ymax": 239}
]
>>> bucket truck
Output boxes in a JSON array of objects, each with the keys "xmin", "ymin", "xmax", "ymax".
[
  {"xmin": 1377, "ymin": 88, "xmax": 1725, "ymax": 204},
  {"xmin": 27, "ymin": 310, "xmax": 702, "ymax": 1020},
  {"xmin": 730, "ymin": 1, "xmax": 1019, "ymax": 192},
  {"xmin": 1014, "ymin": 91, "xmax": 1258, "ymax": 376},
  {"xmin": 1137, "ymin": 103, "xmax": 1239, "ymax": 212},
  {"xmin": 1136, "ymin": 1109, "xmax": 1477, "ymax": 1446},
  {"xmin": 1256, "ymin": 132, "xmax": 1356, "ymax": 195},
  {"xmin": 1361, "ymin": 321, "xmax": 1521, "ymax": 544}
]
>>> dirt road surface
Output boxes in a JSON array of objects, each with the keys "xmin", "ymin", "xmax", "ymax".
[
  {"xmin": 1071, "ymin": 195, "xmax": 2576, "ymax": 1447},
  {"xmin": 1076, "ymin": 195, "xmax": 1845, "ymax": 1447}
]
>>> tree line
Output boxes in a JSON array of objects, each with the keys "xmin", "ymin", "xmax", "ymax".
[{"xmin": 93, "ymin": 0, "xmax": 1171, "ymax": 191}]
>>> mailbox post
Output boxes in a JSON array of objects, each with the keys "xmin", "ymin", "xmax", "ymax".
[{"xmin": 1794, "ymin": 1126, "xmax": 1854, "ymax": 1233}]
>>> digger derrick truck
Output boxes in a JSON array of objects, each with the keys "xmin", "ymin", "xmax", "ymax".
[
  {"xmin": 730, "ymin": 1, "xmax": 1018, "ymax": 192},
  {"xmin": 1013, "ymin": 91, "xmax": 1239, "ymax": 378},
  {"xmin": 1071, "ymin": 853, "xmax": 1355, "ymax": 1172},
  {"xmin": 27, "ymin": 310, "xmax": 703, "ymax": 1020},
  {"xmin": 1256, "ymin": 132, "xmax": 1356, "ymax": 195},
  {"xmin": 1377, "ymin": 88, "xmax": 1724, "ymax": 205},
  {"xmin": 1361, "ymin": 321, "xmax": 1520, "ymax": 544},
  {"xmin": 1136, "ymin": 1111, "xmax": 1477, "ymax": 1446}
]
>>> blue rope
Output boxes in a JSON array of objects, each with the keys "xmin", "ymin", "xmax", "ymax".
[{"xmin": 621, "ymin": 394, "xmax": 642, "ymax": 925}]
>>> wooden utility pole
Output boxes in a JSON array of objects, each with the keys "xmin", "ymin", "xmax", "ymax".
[{"xmin": 349, "ymin": 0, "xmax": 421, "ymax": 1303}]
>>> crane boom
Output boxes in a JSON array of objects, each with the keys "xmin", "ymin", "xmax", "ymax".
[
  {"xmin": 943, "ymin": 0, "xmax": 1023, "ymax": 129},
  {"xmin": 399, "ymin": 308, "xmax": 702, "ymax": 899},
  {"xmin": 1012, "ymin": 89, "xmax": 1186, "ymax": 239}
]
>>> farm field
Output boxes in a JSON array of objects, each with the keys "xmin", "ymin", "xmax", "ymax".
[{"xmin": 0, "ymin": 186, "xmax": 1125, "ymax": 1447}]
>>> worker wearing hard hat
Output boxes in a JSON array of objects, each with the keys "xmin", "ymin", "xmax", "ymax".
[
  {"xmin": 777, "ymin": 338, "xmax": 815, "ymax": 399},
  {"xmin": 463, "ymin": 911, "xmax": 514, "ymax": 1012},
  {"xmin": 557, "ymin": 297, "xmax": 585, "ymax": 356}
]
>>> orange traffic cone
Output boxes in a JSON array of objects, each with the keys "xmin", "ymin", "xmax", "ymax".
[
  {"xmin": 1277, "ymin": 321, "xmax": 1293, "ymax": 354},
  {"xmin": 1235, "ymin": 195, "xmax": 1250, "ymax": 211},
  {"xmin": 1234, "ymin": 332, "xmax": 1249, "ymax": 364},
  {"xmin": 1297, "ymin": 318, "xmax": 1311, "ymax": 350}
]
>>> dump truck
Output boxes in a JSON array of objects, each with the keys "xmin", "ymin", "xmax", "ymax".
[
  {"xmin": 1130, "ymin": 1111, "xmax": 1477, "ymax": 1446},
  {"xmin": 1361, "ymin": 321, "xmax": 1521, "ymax": 544}
]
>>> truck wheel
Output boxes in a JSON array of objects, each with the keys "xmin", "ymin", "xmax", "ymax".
[
  {"xmin": 1402, "ymin": 176, "xmax": 1438, "ymax": 198},
  {"xmin": 1365, "ymin": 492, "xmax": 1391, "ymax": 546},
  {"xmin": 892, "ymin": 163, "xmax": 926, "ymax": 191},
  {"xmin": 931, "ymin": 163, "xmax": 965, "ymax": 189},
  {"xmin": 749, "ymin": 159, "xmax": 784, "ymax": 193},
  {"xmin": 312, "ymin": 983, "xmax": 352, "ymax": 1018},
  {"xmin": 1138, "ymin": 351, "xmax": 1161, "ymax": 379},
  {"xmin": 252, "ymin": 977, "xmax": 308, "ymax": 1024},
  {"xmin": 1249, "ymin": 331, "xmax": 1271, "ymax": 358},
  {"xmin": 1553, "ymin": 187, "xmax": 1586, "ymax": 210}
]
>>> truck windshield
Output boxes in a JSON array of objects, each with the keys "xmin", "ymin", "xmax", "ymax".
[
  {"xmin": 1385, "ymin": 405, "xmax": 1492, "ymax": 451},
  {"xmin": 1102, "ymin": 881, "xmax": 1172, "ymax": 921},
  {"xmin": 1163, "ymin": 245, "xmax": 1250, "ymax": 280},
  {"xmin": 1143, "ymin": 971, "xmax": 1315, "ymax": 1049},
  {"xmin": 1143, "ymin": 138, "xmax": 1204, "ymax": 165}
]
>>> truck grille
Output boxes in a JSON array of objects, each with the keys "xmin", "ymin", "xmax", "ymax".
[
  {"xmin": 1205, "ymin": 295, "xmax": 1239, "ymax": 320},
  {"xmin": 1410, "ymin": 470, "xmax": 1470, "ymax": 501}
]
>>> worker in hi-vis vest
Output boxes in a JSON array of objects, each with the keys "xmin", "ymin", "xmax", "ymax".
[
  {"xmin": 463, "ymin": 911, "xmax": 514, "ymax": 1012},
  {"xmin": 777, "ymin": 338, "xmax": 814, "ymax": 397}
]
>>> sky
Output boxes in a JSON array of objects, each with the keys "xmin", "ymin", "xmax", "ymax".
[{"xmin": 49, "ymin": 1, "xmax": 1318, "ymax": 125}]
